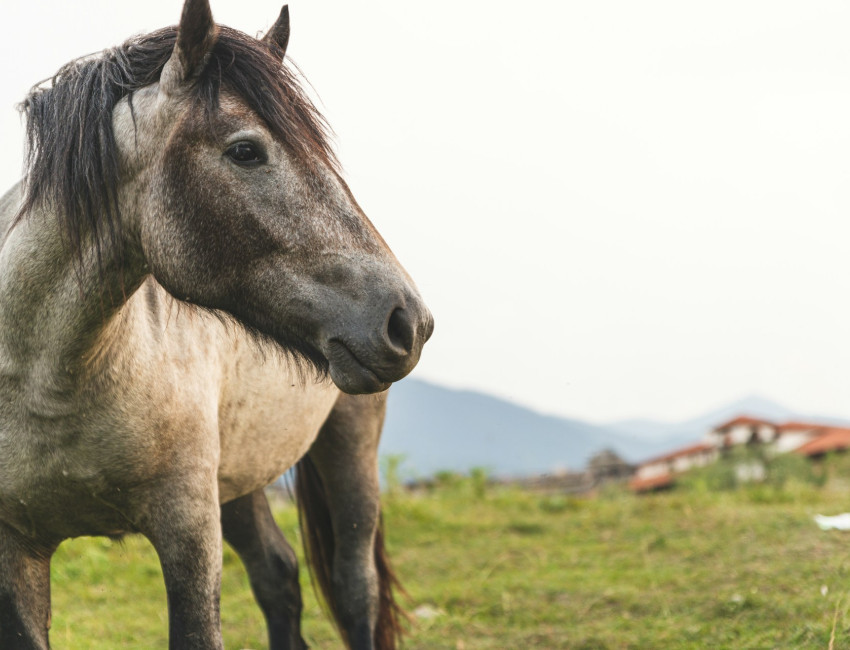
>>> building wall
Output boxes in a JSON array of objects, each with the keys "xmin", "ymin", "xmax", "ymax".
[
  {"xmin": 775, "ymin": 431, "xmax": 817, "ymax": 454},
  {"xmin": 637, "ymin": 462, "xmax": 670, "ymax": 480},
  {"xmin": 694, "ymin": 449, "xmax": 719, "ymax": 467},
  {"xmin": 727, "ymin": 424, "xmax": 753, "ymax": 445},
  {"xmin": 758, "ymin": 425, "xmax": 777, "ymax": 443},
  {"xmin": 639, "ymin": 448, "xmax": 719, "ymax": 477}
]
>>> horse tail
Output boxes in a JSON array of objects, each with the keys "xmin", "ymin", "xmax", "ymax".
[
  {"xmin": 295, "ymin": 455, "xmax": 408, "ymax": 650},
  {"xmin": 373, "ymin": 517, "xmax": 409, "ymax": 650}
]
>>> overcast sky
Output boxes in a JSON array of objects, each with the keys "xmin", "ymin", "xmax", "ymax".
[{"xmin": 1, "ymin": 1, "xmax": 849, "ymax": 424}]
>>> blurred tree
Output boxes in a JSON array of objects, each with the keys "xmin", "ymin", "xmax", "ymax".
[{"xmin": 587, "ymin": 448, "xmax": 633, "ymax": 484}]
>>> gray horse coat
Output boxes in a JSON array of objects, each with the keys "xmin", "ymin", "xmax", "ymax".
[{"xmin": 0, "ymin": 1, "xmax": 432, "ymax": 648}]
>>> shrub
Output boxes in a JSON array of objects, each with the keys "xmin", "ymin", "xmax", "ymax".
[
  {"xmin": 468, "ymin": 467, "xmax": 490, "ymax": 499},
  {"xmin": 766, "ymin": 453, "xmax": 826, "ymax": 489}
]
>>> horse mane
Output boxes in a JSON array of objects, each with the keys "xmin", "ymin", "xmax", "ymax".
[{"xmin": 17, "ymin": 25, "xmax": 337, "ymax": 265}]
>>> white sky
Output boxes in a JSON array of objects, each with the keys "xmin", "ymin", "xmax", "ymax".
[{"xmin": 1, "ymin": 1, "xmax": 849, "ymax": 424}]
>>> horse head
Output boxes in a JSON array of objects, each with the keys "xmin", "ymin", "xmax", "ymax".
[{"xmin": 112, "ymin": 0, "xmax": 433, "ymax": 394}]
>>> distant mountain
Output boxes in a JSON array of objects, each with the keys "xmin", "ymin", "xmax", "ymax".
[
  {"xmin": 380, "ymin": 379, "xmax": 656, "ymax": 479},
  {"xmin": 380, "ymin": 380, "xmax": 850, "ymax": 479},
  {"xmin": 607, "ymin": 395, "xmax": 794, "ymax": 443}
]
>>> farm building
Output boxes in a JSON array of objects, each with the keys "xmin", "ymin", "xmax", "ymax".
[
  {"xmin": 704, "ymin": 416, "xmax": 850, "ymax": 458},
  {"xmin": 703, "ymin": 416, "xmax": 778, "ymax": 447},
  {"xmin": 794, "ymin": 427, "xmax": 850, "ymax": 458},
  {"xmin": 629, "ymin": 443, "xmax": 718, "ymax": 493},
  {"xmin": 774, "ymin": 422, "xmax": 826, "ymax": 454},
  {"xmin": 631, "ymin": 415, "xmax": 850, "ymax": 492}
]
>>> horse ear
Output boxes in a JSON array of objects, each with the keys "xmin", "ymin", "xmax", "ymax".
[
  {"xmin": 262, "ymin": 5, "xmax": 290, "ymax": 57},
  {"xmin": 161, "ymin": 0, "xmax": 219, "ymax": 93}
]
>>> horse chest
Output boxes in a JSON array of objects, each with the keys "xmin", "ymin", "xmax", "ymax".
[{"xmin": 216, "ymin": 379, "xmax": 339, "ymax": 502}]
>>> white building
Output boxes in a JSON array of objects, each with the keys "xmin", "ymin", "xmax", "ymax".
[
  {"xmin": 632, "ymin": 415, "xmax": 850, "ymax": 493},
  {"xmin": 773, "ymin": 422, "xmax": 824, "ymax": 454},
  {"xmin": 630, "ymin": 443, "xmax": 719, "ymax": 492},
  {"xmin": 703, "ymin": 416, "xmax": 778, "ymax": 448}
]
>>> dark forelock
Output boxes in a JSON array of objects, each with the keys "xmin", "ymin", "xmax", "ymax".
[{"xmin": 17, "ymin": 25, "xmax": 337, "ymax": 265}]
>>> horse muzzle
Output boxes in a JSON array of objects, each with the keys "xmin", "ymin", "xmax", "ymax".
[{"xmin": 321, "ymin": 292, "xmax": 434, "ymax": 395}]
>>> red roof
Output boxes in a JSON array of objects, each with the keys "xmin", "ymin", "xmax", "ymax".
[
  {"xmin": 794, "ymin": 428, "xmax": 850, "ymax": 456},
  {"xmin": 713, "ymin": 416, "xmax": 775, "ymax": 432},
  {"xmin": 639, "ymin": 442, "xmax": 715, "ymax": 467},
  {"xmin": 629, "ymin": 473, "xmax": 675, "ymax": 493},
  {"xmin": 777, "ymin": 421, "xmax": 825, "ymax": 433}
]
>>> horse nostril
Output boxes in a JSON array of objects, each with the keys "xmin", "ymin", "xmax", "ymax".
[
  {"xmin": 386, "ymin": 307, "xmax": 415, "ymax": 354},
  {"xmin": 423, "ymin": 313, "xmax": 435, "ymax": 342}
]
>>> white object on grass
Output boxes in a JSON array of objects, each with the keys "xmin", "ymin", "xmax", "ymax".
[{"xmin": 814, "ymin": 514, "xmax": 850, "ymax": 531}]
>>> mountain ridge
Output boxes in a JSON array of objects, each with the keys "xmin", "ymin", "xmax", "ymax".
[
  {"xmin": 607, "ymin": 394, "xmax": 850, "ymax": 450},
  {"xmin": 380, "ymin": 379, "xmax": 849, "ymax": 479}
]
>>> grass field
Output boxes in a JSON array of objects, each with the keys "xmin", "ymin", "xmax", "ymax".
[{"xmin": 48, "ymin": 453, "xmax": 850, "ymax": 648}]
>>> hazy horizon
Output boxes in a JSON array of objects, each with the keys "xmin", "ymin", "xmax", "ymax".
[{"xmin": 400, "ymin": 376, "xmax": 850, "ymax": 431}]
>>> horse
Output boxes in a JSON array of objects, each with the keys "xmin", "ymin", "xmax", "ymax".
[{"xmin": 0, "ymin": 0, "xmax": 433, "ymax": 647}]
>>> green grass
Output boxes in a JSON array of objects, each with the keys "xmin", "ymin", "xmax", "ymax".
[{"xmin": 47, "ymin": 454, "xmax": 850, "ymax": 648}]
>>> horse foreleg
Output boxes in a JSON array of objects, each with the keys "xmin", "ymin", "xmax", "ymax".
[
  {"xmin": 140, "ymin": 481, "xmax": 223, "ymax": 650},
  {"xmin": 221, "ymin": 489, "xmax": 307, "ymax": 650},
  {"xmin": 0, "ymin": 524, "xmax": 54, "ymax": 650},
  {"xmin": 299, "ymin": 392, "xmax": 405, "ymax": 650}
]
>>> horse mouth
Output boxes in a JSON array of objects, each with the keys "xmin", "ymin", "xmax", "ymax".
[{"xmin": 323, "ymin": 339, "xmax": 391, "ymax": 395}]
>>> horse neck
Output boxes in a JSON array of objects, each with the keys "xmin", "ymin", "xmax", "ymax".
[{"xmin": 0, "ymin": 202, "xmax": 143, "ymax": 396}]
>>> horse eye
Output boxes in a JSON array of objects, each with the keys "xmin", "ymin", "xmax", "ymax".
[{"xmin": 225, "ymin": 142, "xmax": 265, "ymax": 166}]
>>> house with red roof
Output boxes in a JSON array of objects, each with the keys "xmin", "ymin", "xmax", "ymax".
[
  {"xmin": 630, "ymin": 414, "xmax": 850, "ymax": 493},
  {"xmin": 773, "ymin": 422, "xmax": 828, "ymax": 454},
  {"xmin": 794, "ymin": 427, "xmax": 850, "ymax": 458},
  {"xmin": 703, "ymin": 416, "xmax": 778, "ymax": 448},
  {"xmin": 629, "ymin": 443, "xmax": 718, "ymax": 493}
]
